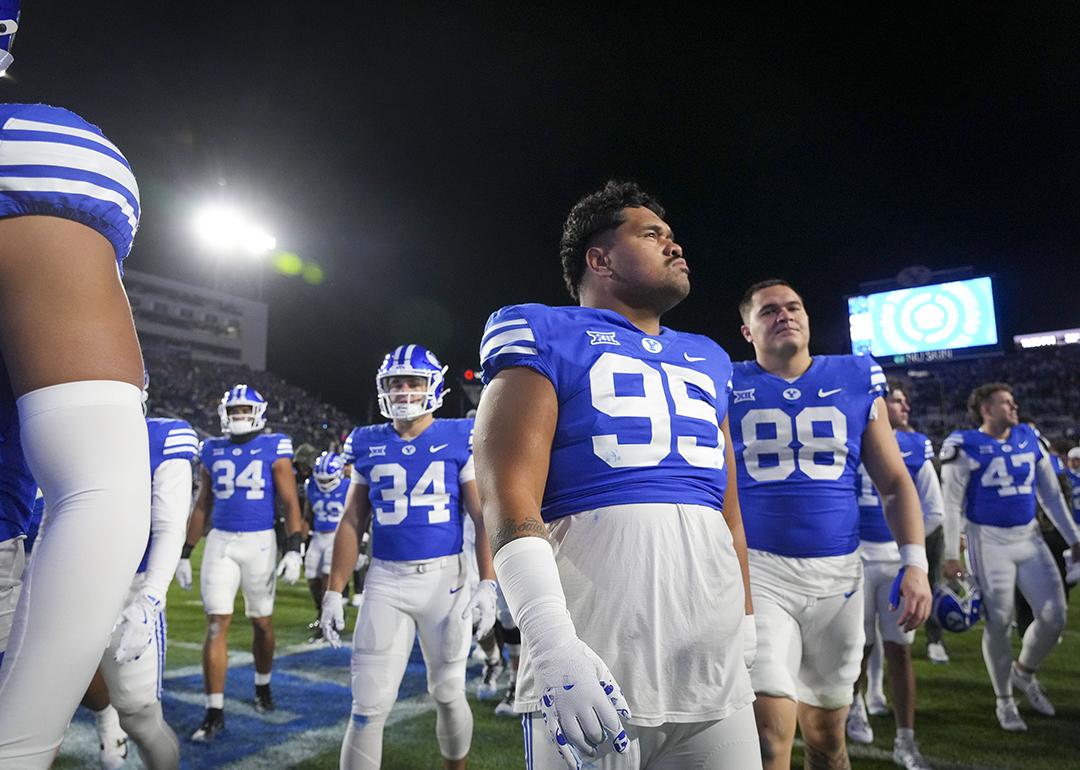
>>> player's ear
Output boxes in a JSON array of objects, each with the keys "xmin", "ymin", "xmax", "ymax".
[
  {"xmin": 740, "ymin": 324, "xmax": 753, "ymax": 343},
  {"xmin": 584, "ymin": 245, "xmax": 612, "ymax": 278}
]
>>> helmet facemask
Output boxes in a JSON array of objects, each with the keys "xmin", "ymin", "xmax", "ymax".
[
  {"xmin": 376, "ymin": 370, "xmax": 447, "ymax": 421},
  {"xmin": 218, "ymin": 385, "xmax": 268, "ymax": 436}
]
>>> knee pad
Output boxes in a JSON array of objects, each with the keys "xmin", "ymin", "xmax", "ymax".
[
  {"xmin": 429, "ymin": 666, "xmax": 466, "ymax": 703},
  {"xmin": 435, "ymin": 694, "xmax": 472, "ymax": 761}
]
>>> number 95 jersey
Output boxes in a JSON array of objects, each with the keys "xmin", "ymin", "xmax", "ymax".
[
  {"xmin": 343, "ymin": 419, "xmax": 475, "ymax": 562},
  {"xmin": 200, "ymin": 433, "xmax": 294, "ymax": 531},
  {"xmin": 480, "ymin": 304, "xmax": 733, "ymax": 521},
  {"xmin": 729, "ymin": 355, "xmax": 886, "ymax": 558}
]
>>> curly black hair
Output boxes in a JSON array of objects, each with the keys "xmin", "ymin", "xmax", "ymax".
[{"xmin": 559, "ymin": 181, "xmax": 665, "ymax": 299}]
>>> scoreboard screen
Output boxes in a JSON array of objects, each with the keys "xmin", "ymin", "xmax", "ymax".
[{"xmin": 848, "ymin": 276, "xmax": 999, "ymax": 361}]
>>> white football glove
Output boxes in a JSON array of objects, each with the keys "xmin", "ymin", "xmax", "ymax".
[
  {"xmin": 276, "ymin": 550, "xmax": 302, "ymax": 585},
  {"xmin": 113, "ymin": 587, "xmax": 166, "ymax": 664},
  {"xmin": 535, "ymin": 638, "xmax": 631, "ymax": 769},
  {"xmin": 464, "ymin": 579, "xmax": 498, "ymax": 641},
  {"xmin": 741, "ymin": 614, "xmax": 757, "ymax": 672},
  {"xmin": 175, "ymin": 558, "xmax": 192, "ymax": 590},
  {"xmin": 320, "ymin": 590, "xmax": 346, "ymax": 648},
  {"xmin": 1064, "ymin": 548, "xmax": 1080, "ymax": 586}
]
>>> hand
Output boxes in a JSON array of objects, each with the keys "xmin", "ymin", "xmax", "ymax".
[
  {"xmin": 943, "ymin": 558, "xmax": 966, "ymax": 583},
  {"xmin": 320, "ymin": 590, "xmax": 345, "ymax": 648},
  {"xmin": 113, "ymin": 587, "xmax": 166, "ymax": 664},
  {"xmin": 464, "ymin": 579, "xmax": 498, "ymax": 642},
  {"xmin": 175, "ymin": 558, "xmax": 192, "ymax": 590},
  {"xmin": 534, "ymin": 638, "xmax": 631, "ymax": 769},
  {"xmin": 892, "ymin": 566, "xmax": 932, "ymax": 633},
  {"xmin": 741, "ymin": 614, "xmax": 757, "ymax": 672},
  {"xmin": 276, "ymin": 550, "xmax": 302, "ymax": 585}
]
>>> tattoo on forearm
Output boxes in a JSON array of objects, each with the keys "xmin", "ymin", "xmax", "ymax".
[{"xmin": 490, "ymin": 518, "xmax": 548, "ymax": 553}]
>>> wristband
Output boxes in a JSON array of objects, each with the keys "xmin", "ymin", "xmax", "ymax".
[
  {"xmin": 899, "ymin": 543, "xmax": 929, "ymax": 573},
  {"xmin": 181, "ymin": 544, "xmax": 194, "ymax": 559},
  {"xmin": 286, "ymin": 532, "xmax": 303, "ymax": 553}
]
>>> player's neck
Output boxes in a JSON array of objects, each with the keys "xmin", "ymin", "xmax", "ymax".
[
  {"xmin": 579, "ymin": 295, "xmax": 662, "ymax": 336},
  {"xmin": 392, "ymin": 413, "xmax": 434, "ymax": 440},
  {"xmin": 980, "ymin": 421, "xmax": 1012, "ymax": 440},
  {"xmin": 755, "ymin": 348, "xmax": 812, "ymax": 380}
]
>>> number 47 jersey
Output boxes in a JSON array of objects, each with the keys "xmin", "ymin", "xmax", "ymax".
[
  {"xmin": 200, "ymin": 433, "xmax": 294, "ymax": 532},
  {"xmin": 480, "ymin": 304, "xmax": 734, "ymax": 520}
]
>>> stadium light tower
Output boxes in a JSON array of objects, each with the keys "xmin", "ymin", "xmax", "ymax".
[{"xmin": 192, "ymin": 203, "xmax": 277, "ymax": 298}]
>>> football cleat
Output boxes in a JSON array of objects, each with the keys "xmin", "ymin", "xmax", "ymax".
[
  {"xmin": 892, "ymin": 736, "xmax": 932, "ymax": 770},
  {"xmin": 313, "ymin": 451, "xmax": 345, "ymax": 492},
  {"xmin": 1010, "ymin": 663, "xmax": 1055, "ymax": 716},
  {"xmin": 218, "ymin": 384, "xmax": 268, "ymax": 435},
  {"xmin": 926, "ymin": 641, "xmax": 950, "ymax": 664},
  {"xmin": 494, "ymin": 679, "xmax": 517, "ymax": 718},
  {"xmin": 866, "ymin": 688, "xmax": 889, "ymax": 717},
  {"xmin": 995, "ymin": 699, "xmax": 1027, "ymax": 732},
  {"xmin": 932, "ymin": 578, "xmax": 981, "ymax": 633},
  {"xmin": 846, "ymin": 694, "xmax": 874, "ymax": 744},
  {"xmin": 254, "ymin": 684, "xmax": 276, "ymax": 713},
  {"xmin": 376, "ymin": 344, "xmax": 449, "ymax": 421},
  {"xmin": 191, "ymin": 708, "xmax": 225, "ymax": 742},
  {"xmin": 0, "ymin": 1, "xmax": 18, "ymax": 76},
  {"xmin": 476, "ymin": 659, "xmax": 504, "ymax": 701}
]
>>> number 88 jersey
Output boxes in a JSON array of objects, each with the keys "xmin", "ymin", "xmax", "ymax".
[
  {"xmin": 200, "ymin": 433, "xmax": 294, "ymax": 531},
  {"xmin": 729, "ymin": 355, "xmax": 886, "ymax": 558},
  {"xmin": 480, "ymin": 303, "xmax": 733, "ymax": 521}
]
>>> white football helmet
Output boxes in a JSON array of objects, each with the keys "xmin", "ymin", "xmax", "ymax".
[
  {"xmin": 218, "ymin": 384, "xmax": 267, "ymax": 436},
  {"xmin": 313, "ymin": 451, "xmax": 344, "ymax": 493},
  {"xmin": 376, "ymin": 344, "xmax": 448, "ymax": 421}
]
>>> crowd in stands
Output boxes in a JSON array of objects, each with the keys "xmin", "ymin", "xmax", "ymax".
[{"xmin": 142, "ymin": 347, "xmax": 356, "ymax": 450}]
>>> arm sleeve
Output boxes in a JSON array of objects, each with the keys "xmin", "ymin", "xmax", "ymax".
[
  {"xmin": 142, "ymin": 459, "xmax": 194, "ymax": 597},
  {"xmin": 916, "ymin": 460, "xmax": 945, "ymax": 534},
  {"xmin": 1035, "ymin": 454, "xmax": 1080, "ymax": 546},
  {"xmin": 940, "ymin": 450, "xmax": 973, "ymax": 560}
]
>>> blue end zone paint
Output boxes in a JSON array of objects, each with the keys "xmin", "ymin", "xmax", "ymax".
[{"xmin": 69, "ymin": 638, "xmax": 458, "ymax": 769}]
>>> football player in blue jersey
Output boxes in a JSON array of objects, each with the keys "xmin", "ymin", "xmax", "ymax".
[
  {"xmin": 940, "ymin": 383, "xmax": 1080, "ymax": 732},
  {"xmin": 1067, "ymin": 447, "xmax": 1080, "ymax": 523},
  {"xmin": 474, "ymin": 181, "xmax": 761, "ymax": 770},
  {"xmin": 303, "ymin": 451, "xmax": 349, "ymax": 642},
  {"xmin": 319, "ymin": 344, "xmax": 497, "ymax": 770},
  {"xmin": 177, "ymin": 385, "xmax": 304, "ymax": 741},
  {"xmin": 845, "ymin": 382, "xmax": 941, "ymax": 770},
  {"xmin": 0, "ymin": 7, "xmax": 154, "ymax": 764},
  {"xmin": 730, "ymin": 279, "xmax": 931, "ymax": 770}
]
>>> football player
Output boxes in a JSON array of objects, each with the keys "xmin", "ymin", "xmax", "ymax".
[
  {"xmin": 177, "ymin": 385, "xmax": 304, "ymax": 741},
  {"xmin": 1067, "ymin": 447, "xmax": 1080, "ymax": 523},
  {"xmin": 304, "ymin": 450, "xmax": 349, "ymax": 641},
  {"xmin": 88, "ymin": 412, "xmax": 198, "ymax": 769},
  {"xmin": 475, "ymin": 181, "xmax": 761, "ymax": 770},
  {"xmin": 940, "ymin": 383, "xmax": 1080, "ymax": 731},
  {"xmin": 320, "ymin": 345, "xmax": 497, "ymax": 770},
  {"xmin": 846, "ymin": 382, "xmax": 941, "ymax": 770},
  {"xmin": 729, "ymin": 279, "xmax": 931, "ymax": 770},
  {"xmin": 0, "ymin": 7, "xmax": 153, "ymax": 764}
]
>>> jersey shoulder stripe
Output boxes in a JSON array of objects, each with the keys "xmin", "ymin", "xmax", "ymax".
[{"xmin": 480, "ymin": 305, "xmax": 541, "ymax": 377}]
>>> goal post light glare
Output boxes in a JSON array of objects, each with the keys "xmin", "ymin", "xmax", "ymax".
[{"xmin": 193, "ymin": 204, "xmax": 277, "ymax": 257}]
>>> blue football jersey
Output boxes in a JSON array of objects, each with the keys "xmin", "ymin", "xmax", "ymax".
[
  {"xmin": 480, "ymin": 304, "xmax": 733, "ymax": 521},
  {"xmin": 343, "ymin": 419, "xmax": 473, "ymax": 561},
  {"xmin": 857, "ymin": 430, "xmax": 934, "ymax": 543},
  {"xmin": 729, "ymin": 354, "xmax": 887, "ymax": 558},
  {"xmin": 305, "ymin": 476, "xmax": 350, "ymax": 533},
  {"xmin": 1066, "ymin": 468, "xmax": 1080, "ymax": 525},
  {"xmin": 135, "ymin": 418, "xmax": 198, "ymax": 573},
  {"xmin": 0, "ymin": 104, "xmax": 140, "ymax": 264},
  {"xmin": 0, "ymin": 361, "xmax": 34, "ymax": 542},
  {"xmin": 940, "ymin": 423, "xmax": 1044, "ymax": 528},
  {"xmin": 200, "ymin": 433, "xmax": 294, "ymax": 532}
]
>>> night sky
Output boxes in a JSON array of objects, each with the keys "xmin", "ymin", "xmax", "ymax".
[{"xmin": 4, "ymin": 4, "xmax": 1078, "ymax": 418}]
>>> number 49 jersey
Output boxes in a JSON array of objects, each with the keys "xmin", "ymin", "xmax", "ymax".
[
  {"xmin": 343, "ymin": 419, "xmax": 474, "ymax": 561},
  {"xmin": 304, "ymin": 477, "xmax": 351, "ymax": 534},
  {"xmin": 729, "ymin": 355, "xmax": 886, "ymax": 558},
  {"xmin": 480, "ymin": 304, "xmax": 733, "ymax": 521},
  {"xmin": 200, "ymin": 433, "xmax": 294, "ymax": 532},
  {"xmin": 940, "ymin": 423, "xmax": 1043, "ymax": 528}
]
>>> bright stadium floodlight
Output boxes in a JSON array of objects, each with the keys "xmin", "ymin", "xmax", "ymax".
[{"xmin": 193, "ymin": 204, "xmax": 276, "ymax": 258}]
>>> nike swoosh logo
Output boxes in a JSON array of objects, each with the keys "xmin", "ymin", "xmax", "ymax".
[
  {"xmin": 1018, "ymin": 441, "xmax": 1029, "ymax": 448},
  {"xmin": 844, "ymin": 589, "xmax": 857, "ymax": 599},
  {"xmin": 683, "ymin": 353, "xmax": 706, "ymax": 362},
  {"xmin": 449, "ymin": 586, "xmax": 463, "ymax": 594},
  {"xmin": 430, "ymin": 444, "xmax": 448, "ymax": 453},
  {"xmin": 818, "ymin": 388, "xmax": 842, "ymax": 398},
  {"xmin": 251, "ymin": 449, "xmax": 262, "ymax": 454},
  {"xmin": 900, "ymin": 451, "xmax": 913, "ymax": 458}
]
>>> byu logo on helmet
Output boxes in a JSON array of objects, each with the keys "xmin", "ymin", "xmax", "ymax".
[
  {"xmin": 932, "ymin": 578, "xmax": 981, "ymax": 633},
  {"xmin": 313, "ymin": 451, "xmax": 345, "ymax": 492},
  {"xmin": 218, "ymin": 384, "xmax": 268, "ymax": 436},
  {"xmin": 376, "ymin": 344, "xmax": 449, "ymax": 421},
  {"xmin": 0, "ymin": 1, "xmax": 19, "ymax": 75}
]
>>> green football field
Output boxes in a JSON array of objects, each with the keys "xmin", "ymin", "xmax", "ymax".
[{"xmin": 55, "ymin": 543, "xmax": 1080, "ymax": 769}]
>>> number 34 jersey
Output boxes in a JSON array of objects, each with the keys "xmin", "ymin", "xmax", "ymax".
[
  {"xmin": 343, "ymin": 419, "xmax": 475, "ymax": 562},
  {"xmin": 480, "ymin": 304, "xmax": 734, "ymax": 521},
  {"xmin": 200, "ymin": 433, "xmax": 294, "ymax": 532},
  {"xmin": 729, "ymin": 355, "xmax": 886, "ymax": 558}
]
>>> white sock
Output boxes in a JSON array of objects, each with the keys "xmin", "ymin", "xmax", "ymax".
[
  {"xmin": 0, "ymin": 381, "xmax": 149, "ymax": 767},
  {"xmin": 896, "ymin": 727, "xmax": 915, "ymax": 743},
  {"xmin": 93, "ymin": 704, "xmax": 122, "ymax": 733},
  {"xmin": 206, "ymin": 693, "xmax": 225, "ymax": 710},
  {"xmin": 254, "ymin": 672, "xmax": 271, "ymax": 686}
]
